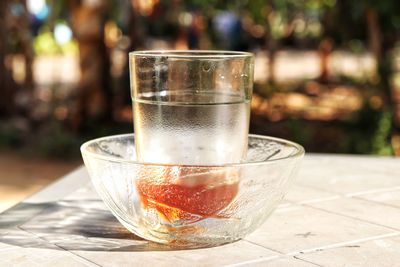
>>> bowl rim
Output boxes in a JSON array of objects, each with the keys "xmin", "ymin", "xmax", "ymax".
[
  {"xmin": 129, "ymin": 50, "xmax": 254, "ymax": 59},
  {"xmin": 80, "ymin": 134, "xmax": 305, "ymax": 167}
]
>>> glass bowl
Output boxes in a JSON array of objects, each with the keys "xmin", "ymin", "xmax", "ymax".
[{"xmin": 81, "ymin": 134, "xmax": 304, "ymax": 248}]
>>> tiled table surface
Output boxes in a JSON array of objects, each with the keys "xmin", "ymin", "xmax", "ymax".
[{"xmin": 1, "ymin": 154, "xmax": 400, "ymax": 267}]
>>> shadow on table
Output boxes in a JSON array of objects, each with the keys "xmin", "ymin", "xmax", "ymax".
[{"xmin": 0, "ymin": 200, "xmax": 178, "ymax": 252}]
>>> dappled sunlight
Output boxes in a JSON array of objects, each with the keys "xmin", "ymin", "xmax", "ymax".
[
  {"xmin": 0, "ymin": 198, "xmax": 184, "ymax": 251},
  {"xmin": 251, "ymin": 84, "xmax": 364, "ymax": 122}
]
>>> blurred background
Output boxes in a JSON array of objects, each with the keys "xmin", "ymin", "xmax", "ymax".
[{"xmin": 1, "ymin": 0, "xmax": 400, "ymax": 210}]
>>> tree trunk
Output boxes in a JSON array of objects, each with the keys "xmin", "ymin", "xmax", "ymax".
[
  {"xmin": 264, "ymin": 2, "xmax": 276, "ymax": 84},
  {"xmin": 318, "ymin": 38, "xmax": 333, "ymax": 83},
  {"xmin": 129, "ymin": 3, "xmax": 142, "ymax": 50},
  {"xmin": 366, "ymin": 8, "xmax": 382, "ymax": 64},
  {"xmin": 69, "ymin": 0, "xmax": 112, "ymax": 130},
  {"xmin": 17, "ymin": 0, "xmax": 34, "ymax": 116},
  {"xmin": 365, "ymin": 7, "xmax": 391, "ymax": 103},
  {"xmin": 365, "ymin": 6, "xmax": 399, "ymax": 154},
  {"xmin": 0, "ymin": 0, "xmax": 17, "ymax": 117},
  {"xmin": 267, "ymin": 38, "xmax": 277, "ymax": 84},
  {"xmin": 318, "ymin": 5, "xmax": 336, "ymax": 84},
  {"xmin": 21, "ymin": 0, "xmax": 33, "ymax": 95},
  {"xmin": 113, "ymin": 2, "xmax": 142, "ymax": 116}
]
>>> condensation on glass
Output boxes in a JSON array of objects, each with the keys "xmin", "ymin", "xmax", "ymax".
[{"xmin": 129, "ymin": 50, "xmax": 254, "ymax": 165}]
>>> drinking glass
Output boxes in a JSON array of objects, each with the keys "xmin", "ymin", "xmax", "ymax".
[{"xmin": 129, "ymin": 50, "xmax": 254, "ymax": 165}]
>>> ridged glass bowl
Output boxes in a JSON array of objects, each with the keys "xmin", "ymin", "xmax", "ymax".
[{"xmin": 81, "ymin": 134, "xmax": 304, "ymax": 248}]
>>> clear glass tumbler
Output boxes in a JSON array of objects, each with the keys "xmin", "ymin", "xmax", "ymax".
[{"xmin": 129, "ymin": 50, "xmax": 254, "ymax": 165}]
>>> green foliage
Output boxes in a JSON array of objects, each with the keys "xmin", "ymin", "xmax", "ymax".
[
  {"xmin": 33, "ymin": 30, "xmax": 59, "ymax": 54},
  {"xmin": 37, "ymin": 122, "xmax": 82, "ymax": 158},
  {"xmin": 371, "ymin": 110, "xmax": 393, "ymax": 155},
  {"xmin": 285, "ymin": 119, "xmax": 313, "ymax": 146},
  {"xmin": 33, "ymin": 27, "xmax": 78, "ymax": 56},
  {"xmin": 343, "ymin": 102, "xmax": 393, "ymax": 155},
  {"xmin": 0, "ymin": 123, "xmax": 23, "ymax": 148}
]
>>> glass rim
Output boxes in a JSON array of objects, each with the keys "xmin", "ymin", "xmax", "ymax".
[
  {"xmin": 129, "ymin": 50, "xmax": 254, "ymax": 59},
  {"xmin": 81, "ymin": 133, "xmax": 305, "ymax": 167}
]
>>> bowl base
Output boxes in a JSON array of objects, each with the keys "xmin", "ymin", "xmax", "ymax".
[{"xmin": 119, "ymin": 219, "xmax": 242, "ymax": 249}]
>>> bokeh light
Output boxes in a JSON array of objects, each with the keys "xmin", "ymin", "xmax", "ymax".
[{"xmin": 54, "ymin": 23, "xmax": 73, "ymax": 45}]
